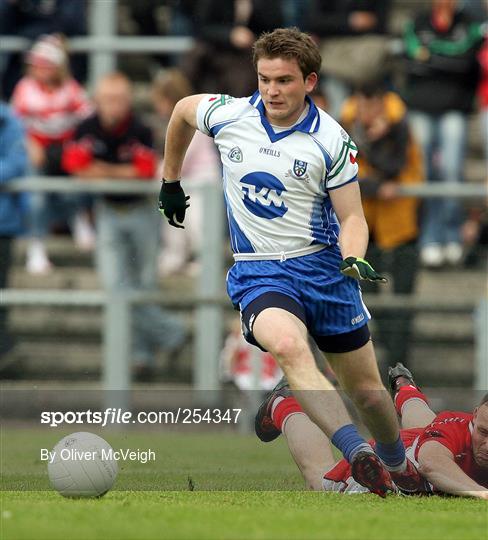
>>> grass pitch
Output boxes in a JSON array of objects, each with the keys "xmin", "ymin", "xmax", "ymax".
[{"xmin": 1, "ymin": 428, "xmax": 487, "ymax": 540}]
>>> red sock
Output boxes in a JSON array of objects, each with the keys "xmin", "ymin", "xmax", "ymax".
[
  {"xmin": 272, "ymin": 397, "xmax": 304, "ymax": 431},
  {"xmin": 394, "ymin": 386, "xmax": 429, "ymax": 416}
]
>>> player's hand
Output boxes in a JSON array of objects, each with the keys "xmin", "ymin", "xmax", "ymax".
[
  {"xmin": 340, "ymin": 257, "xmax": 387, "ymax": 283},
  {"xmin": 158, "ymin": 180, "xmax": 190, "ymax": 229}
]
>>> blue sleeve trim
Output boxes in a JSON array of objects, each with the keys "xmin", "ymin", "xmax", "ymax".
[
  {"xmin": 326, "ymin": 176, "xmax": 358, "ymax": 191},
  {"xmin": 209, "ymin": 119, "xmax": 237, "ymax": 138}
]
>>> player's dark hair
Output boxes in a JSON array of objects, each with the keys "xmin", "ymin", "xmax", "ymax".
[
  {"xmin": 479, "ymin": 393, "xmax": 488, "ymax": 407},
  {"xmin": 252, "ymin": 27, "xmax": 322, "ymax": 80}
]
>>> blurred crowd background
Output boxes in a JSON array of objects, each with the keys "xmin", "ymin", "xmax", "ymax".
[{"xmin": 0, "ymin": 0, "xmax": 487, "ymax": 391}]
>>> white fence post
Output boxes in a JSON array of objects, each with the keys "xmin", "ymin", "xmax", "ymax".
[
  {"xmin": 475, "ymin": 298, "xmax": 488, "ymax": 392},
  {"xmin": 88, "ymin": 0, "xmax": 118, "ymax": 88},
  {"xmin": 194, "ymin": 183, "xmax": 224, "ymax": 396},
  {"xmin": 103, "ymin": 292, "xmax": 131, "ymax": 411}
]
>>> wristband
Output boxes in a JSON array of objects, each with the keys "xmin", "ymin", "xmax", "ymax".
[{"xmin": 161, "ymin": 179, "xmax": 182, "ymax": 193}]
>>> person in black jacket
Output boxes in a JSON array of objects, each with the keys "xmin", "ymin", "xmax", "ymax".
[
  {"xmin": 62, "ymin": 73, "xmax": 186, "ymax": 380},
  {"xmin": 304, "ymin": 0, "xmax": 391, "ymax": 118},
  {"xmin": 182, "ymin": 0, "xmax": 283, "ymax": 97},
  {"xmin": 402, "ymin": 0, "xmax": 483, "ymax": 268},
  {"xmin": 306, "ymin": 0, "xmax": 389, "ymax": 37}
]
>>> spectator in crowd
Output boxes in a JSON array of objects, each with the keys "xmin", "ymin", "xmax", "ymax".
[
  {"xmin": 62, "ymin": 72, "xmax": 186, "ymax": 380},
  {"xmin": 462, "ymin": 206, "xmax": 488, "ymax": 268},
  {"xmin": 183, "ymin": 0, "xmax": 283, "ymax": 97},
  {"xmin": 122, "ymin": 1, "xmax": 195, "ymax": 70},
  {"xmin": 0, "ymin": 0, "xmax": 87, "ymax": 99},
  {"xmin": 11, "ymin": 35, "xmax": 94, "ymax": 275},
  {"xmin": 341, "ymin": 81, "xmax": 424, "ymax": 370},
  {"xmin": 151, "ymin": 68, "xmax": 221, "ymax": 277},
  {"xmin": 402, "ymin": 0, "xmax": 484, "ymax": 268},
  {"xmin": 305, "ymin": 0, "xmax": 391, "ymax": 119},
  {"xmin": 463, "ymin": 0, "xmax": 487, "ymax": 22},
  {"xmin": 478, "ymin": 3, "xmax": 488, "ymax": 164},
  {"xmin": 462, "ymin": 1, "xmax": 488, "ymax": 269},
  {"xmin": 307, "ymin": 0, "xmax": 389, "ymax": 36},
  {"xmin": 220, "ymin": 317, "xmax": 282, "ymax": 392},
  {"xmin": 125, "ymin": 0, "xmax": 194, "ymax": 37},
  {"xmin": 0, "ymin": 102, "xmax": 29, "ymax": 361}
]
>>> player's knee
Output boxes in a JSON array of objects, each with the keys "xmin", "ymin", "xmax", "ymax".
[
  {"xmin": 351, "ymin": 387, "xmax": 387, "ymax": 413},
  {"xmin": 272, "ymin": 335, "xmax": 308, "ymax": 366}
]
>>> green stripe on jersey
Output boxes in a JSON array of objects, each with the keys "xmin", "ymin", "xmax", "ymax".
[
  {"xmin": 328, "ymin": 139, "xmax": 357, "ymax": 180},
  {"xmin": 204, "ymin": 95, "xmax": 232, "ymax": 132}
]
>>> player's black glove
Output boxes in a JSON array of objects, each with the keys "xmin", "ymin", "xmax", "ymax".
[
  {"xmin": 158, "ymin": 180, "xmax": 190, "ymax": 229},
  {"xmin": 340, "ymin": 257, "xmax": 387, "ymax": 283}
]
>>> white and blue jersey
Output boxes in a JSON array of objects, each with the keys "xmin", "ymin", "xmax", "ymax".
[
  {"xmin": 196, "ymin": 91, "xmax": 359, "ymax": 260},
  {"xmin": 196, "ymin": 91, "xmax": 370, "ymax": 340}
]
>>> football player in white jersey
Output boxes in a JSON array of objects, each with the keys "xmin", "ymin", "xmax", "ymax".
[{"xmin": 158, "ymin": 27, "xmax": 422, "ymax": 496}]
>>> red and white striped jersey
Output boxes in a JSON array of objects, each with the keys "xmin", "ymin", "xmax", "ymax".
[{"xmin": 11, "ymin": 76, "xmax": 92, "ymax": 146}]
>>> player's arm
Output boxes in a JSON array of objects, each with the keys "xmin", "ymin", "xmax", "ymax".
[
  {"xmin": 329, "ymin": 182, "xmax": 386, "ymax": 282},
  {"xmin": 159, "ymin": 94, "xmax": 208, "ymax": 228},
  {"xmin": 329, "ymin": 181, "xmax": 368, "ymax": 259},
  {"xmin": 418, "ymin": 440, "xmax": 488, "ymax": 499},
  {"xmin": 162, "ymin": 94, "xmax": 208, "ymax": 180}
]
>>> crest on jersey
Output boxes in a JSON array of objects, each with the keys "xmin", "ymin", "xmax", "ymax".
[
  {"xmin": 293, "ymin": 159, "xmax": 308, "ymax": 177},
  {"xmin": 229, "ymin": 146, "xmax": 243, "ymax": 163}
]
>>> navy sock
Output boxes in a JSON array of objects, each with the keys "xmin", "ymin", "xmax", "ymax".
[
  {"xmin": 375, "ymin": 437, "xmax": 406, "ymax": 469},
  {"xmin": 331, "ymin": 424, "xmax": 371, "ymax": 463}
]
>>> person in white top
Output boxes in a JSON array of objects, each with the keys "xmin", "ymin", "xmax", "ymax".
[{"xmin": 158, "ymin": 27, "xmax": 423, "ymax": 496}]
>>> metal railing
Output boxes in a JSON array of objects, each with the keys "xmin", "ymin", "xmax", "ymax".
[
  {"xmin": 3, "ymin": 177, "xmax": 487, "ymax": 198},
  {"xmin": 0, "ymin": 35, "xmax": 194, "ymax": 54}
]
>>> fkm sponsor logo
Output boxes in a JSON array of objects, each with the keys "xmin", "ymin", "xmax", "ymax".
[{"xmin": 239, "ymin": 171, "xmax": 288, "ymax": 219}]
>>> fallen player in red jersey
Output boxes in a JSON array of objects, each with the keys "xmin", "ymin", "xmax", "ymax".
[{"xmin": 255, "ymin": 363, "xmax": 488, "ymax": 498}]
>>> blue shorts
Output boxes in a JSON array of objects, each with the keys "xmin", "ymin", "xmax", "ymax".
[{"xmin": 227, "ymin": 246, "xmax": 370, "ymax": 340}]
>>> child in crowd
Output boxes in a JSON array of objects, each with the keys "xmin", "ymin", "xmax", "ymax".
[{"xmin": 11, "ymin": 34, "xmax": 94, "ymax": 274}]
